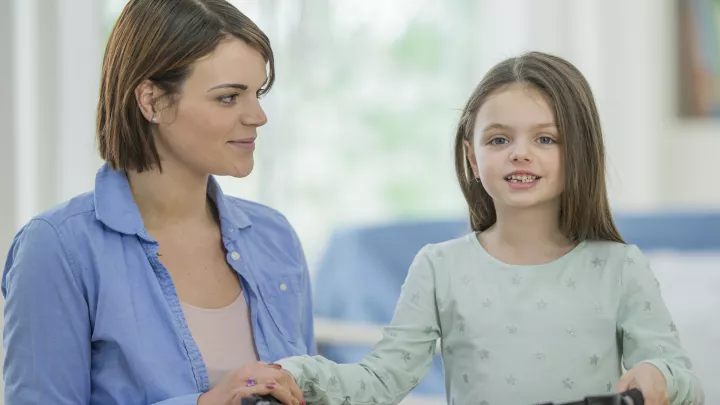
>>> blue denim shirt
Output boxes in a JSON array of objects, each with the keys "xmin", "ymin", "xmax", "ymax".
[{"xmin": 2, "ymin": 164, "xmax": 317, "ymax": 405}]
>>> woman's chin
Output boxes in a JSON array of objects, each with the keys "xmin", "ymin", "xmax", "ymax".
[{"xmin": 211, "ymin": 161, "xmax": 254, "ymax": 178}]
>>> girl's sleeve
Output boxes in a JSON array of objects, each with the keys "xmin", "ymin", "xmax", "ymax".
[
  {"xmin": 277, "ymin": 245, "xmax": 442, "ymax": 405},
  {"xmin": 617, "ymin": 245, "xmax": 705, "ymax": 404}
]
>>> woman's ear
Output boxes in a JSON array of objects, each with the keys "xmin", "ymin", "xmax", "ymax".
[
  {"xmin": 463, "ymin": 139, "xmax": 480, "ymax": 179},
  {"xmin": 135, "ymin": 80, "xmax": 158, "ymax": 123}
]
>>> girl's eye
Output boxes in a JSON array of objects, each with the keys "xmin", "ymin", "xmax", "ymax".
[
  {"xmin": 489, "ymin": 137, "xmax": 509, "ymax": 145},
  {"xmin": 537, "ymin": 136, "xmax": 555, "ymax": 144},
  {"xmin": 218, "ymin": 94, "xmax": 239, "ymax": 104}
]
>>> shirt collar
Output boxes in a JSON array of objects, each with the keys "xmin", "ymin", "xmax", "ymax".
[{"xmin": 94, "ymin": 163, "xmax": 251, "ymax": 242}]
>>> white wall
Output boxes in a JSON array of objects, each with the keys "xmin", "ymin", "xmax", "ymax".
[
  {"xmin": 1, "ymin": 0, "xmax": 17, "ymax": 255},
  {"xmin": 11, "ymin": 0, "xmax": 104, "ymax": 232},
  {"xmin": 0, "ymin": 0, "xmax": 15, "ymax": 399}
]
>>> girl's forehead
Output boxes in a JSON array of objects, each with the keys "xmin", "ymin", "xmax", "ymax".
[{"xmin": 475, "ymin": 85, "xmax": 555, "ymax": 130}]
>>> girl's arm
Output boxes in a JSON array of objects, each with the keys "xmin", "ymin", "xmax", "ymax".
[
  {"xmin": 617, "ymin": 245, "xmax": 704, "ymax": 404},
  {"xmin": 277, "ymin": 245, "xmax": 442, "ymax": 405}
]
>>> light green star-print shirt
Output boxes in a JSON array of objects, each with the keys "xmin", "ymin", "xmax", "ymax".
[{"xmin": 278, "ymin": 234, "xmax": 705, "ymax": 405}]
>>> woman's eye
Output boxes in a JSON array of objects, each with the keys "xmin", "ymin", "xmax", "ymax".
[{"xmin": 218, "ymin": 94, "xmax": 239, "ymax": 104}]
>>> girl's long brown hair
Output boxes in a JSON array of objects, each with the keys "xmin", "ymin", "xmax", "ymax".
[{"xmin": 454, "ymin": 52, "xmax": 624, "ymax": 243}]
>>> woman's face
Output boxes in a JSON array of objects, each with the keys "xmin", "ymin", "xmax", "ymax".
[{"xmin": 151, "ymin": 36, "xmax": 268, "ymax": 178}]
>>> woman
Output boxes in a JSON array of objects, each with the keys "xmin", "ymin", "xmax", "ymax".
[{"xmin": 2, "ymin": 1, "xmax": 313, "ymax": 404}]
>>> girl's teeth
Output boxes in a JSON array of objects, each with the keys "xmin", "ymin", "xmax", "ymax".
[{"xmin": 507, "ymin": 175, "xmax": 538, "ymax": 183}]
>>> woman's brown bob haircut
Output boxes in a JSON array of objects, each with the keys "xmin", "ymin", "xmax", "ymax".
[
  {"xmin": 97, "ymin": 0, "xmax": 274, "ymax": 172},
  {"xmin": 455, "ymin": 52, "xmax": 624, "ymax": 244}
]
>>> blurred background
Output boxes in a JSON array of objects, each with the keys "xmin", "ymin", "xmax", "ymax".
[{"xmin": 1, "ymin": 0, "xmax": 719, "ymax": 404}]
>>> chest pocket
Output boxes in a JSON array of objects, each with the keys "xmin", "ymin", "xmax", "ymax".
[{"xmin": 258, "ymin": 269, "xmax": 303, "ymax": 343}]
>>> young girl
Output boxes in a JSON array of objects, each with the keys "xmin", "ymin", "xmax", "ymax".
[{"xmin": 266, "ymin": 52, "xmax": 704, "ymax": 405}]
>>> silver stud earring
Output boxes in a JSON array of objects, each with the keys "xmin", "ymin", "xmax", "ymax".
[{"xmin": 151, "ymin": 114, "xmax": 157, "ymax": 123}]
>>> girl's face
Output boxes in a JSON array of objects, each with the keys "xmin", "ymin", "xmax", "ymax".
[{"xmin": 465, "ymin": 83, "xmax": 565, "ymax": 210}]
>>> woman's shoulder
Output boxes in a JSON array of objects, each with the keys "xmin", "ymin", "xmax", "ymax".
[{"xmin": 24, "ymin": 190, "xmax": 98, "ymax": 233}]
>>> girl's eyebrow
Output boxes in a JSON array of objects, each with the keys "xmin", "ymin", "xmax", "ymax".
[{"xmin": 481, "ymin": 123, "xmax": 512, "ymax": 132}]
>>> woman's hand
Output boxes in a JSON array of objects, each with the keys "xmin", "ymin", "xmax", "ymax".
[
  {"xmin": 198, "ymin": 362, "xmax": 304, "ymax": 405},
  {"xmin": 616, "ymin": 363, "xmax": 669, "ymax": 405}
]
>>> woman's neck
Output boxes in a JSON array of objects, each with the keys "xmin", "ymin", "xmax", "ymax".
[{"xmin": 127, "ymin": 159, "xmax": 213, "ymax": 231}]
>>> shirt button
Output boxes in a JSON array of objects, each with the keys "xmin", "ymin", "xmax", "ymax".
[
  {"xmin": 280, "ymin": 283, "xmax": 287, "ymax": 291},
  {"xmin": 230, "ymin": 251, "xmax": 240, "ymax": 261}
]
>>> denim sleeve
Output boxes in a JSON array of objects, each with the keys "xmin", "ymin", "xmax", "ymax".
[
  {"xmin": 296, "ymin": 233, "xmax": 318, "ymax": 356},
  {"xmin": 2, "ymin": 219, "xmax": 92, "ymax": 404}
]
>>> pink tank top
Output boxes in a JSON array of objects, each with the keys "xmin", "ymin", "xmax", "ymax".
[{"xmin": 181, "ymin": 292, "xmax": 259, "ymax": 387}]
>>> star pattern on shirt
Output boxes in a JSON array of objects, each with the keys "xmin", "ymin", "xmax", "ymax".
[
  {"xmin": 309, "ymin": 373, "xmax": 320, "ymax": 384},
  {"xmin": 310, "ymin": 244, "xmax": 686, "ymax": 403}
]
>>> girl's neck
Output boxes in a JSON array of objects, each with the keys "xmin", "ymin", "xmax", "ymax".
[{"xmin": 480, "ymin": 201, "xmax": 575, "ymax": 265}]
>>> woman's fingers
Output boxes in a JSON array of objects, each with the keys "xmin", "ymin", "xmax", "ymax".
[
  {"xmin": 274, "ymin": 368, "xmax": 303, "ymax": 404},
  {"xmin": 231, "ymin": 382, "xmax": 273, "ymax": 399}
]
